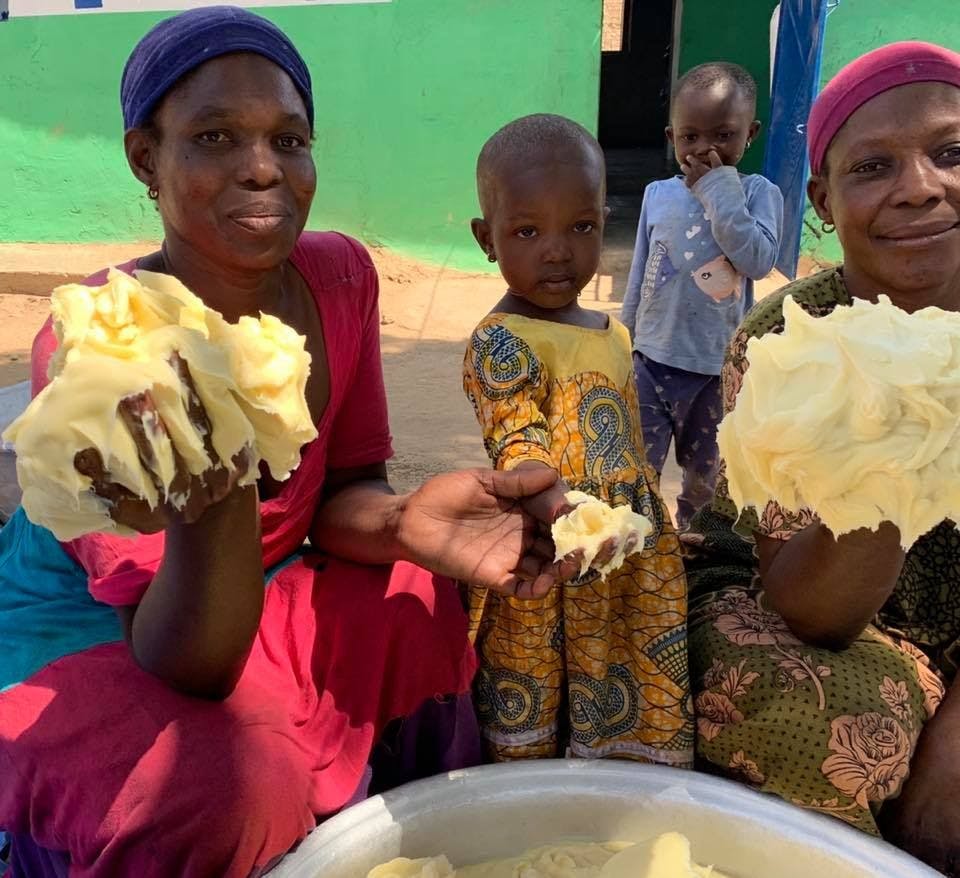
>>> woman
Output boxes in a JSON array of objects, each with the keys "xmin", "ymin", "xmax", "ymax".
[
  {"xmin": 686, "ymin": 42, "xmax": 960, "ymax": 874},
  {"xmin": 0, "ymin": 8, "xmax": 572, "ymax": 876}
]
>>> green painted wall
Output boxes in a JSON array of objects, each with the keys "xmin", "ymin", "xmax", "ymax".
[
  {"xmin": 676, "ymin": 0, "xmax": 780, "ymax": 175},
  {"xmin": 1, "ymin": 0, "xmax": 601, "ymax": 269},
  {"xmin": 801, "ymin": 0, "xmax": 960, "ymax": 265}
]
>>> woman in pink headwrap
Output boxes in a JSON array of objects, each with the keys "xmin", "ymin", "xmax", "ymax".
[{"xmin": 685, "ymin": 41, "xmax": 960, "ymax": 873}]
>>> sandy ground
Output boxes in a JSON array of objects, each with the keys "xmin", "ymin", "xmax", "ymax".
[
  {"xmin": 0, "ymin": 295, "xmax": 45, "ymax": 387},
  {"xmin": 0, "ymin": 242, "xmax": 813, "ymax": 520}
]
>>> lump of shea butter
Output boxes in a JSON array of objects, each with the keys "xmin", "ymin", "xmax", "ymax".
[
  {"xmin": 367, "ymin": 856, "xmax": 455, "ymax": 878},
  {"xmin": 368, "ymin": 835, "xmax": 728, "ymax": 878},
  {"xmin": 368, "ymin": 844, "xmax": 621, "ymax": 878},
  {"xmin": 600, "ymin": 831, "xmax": 724, "ymax": 878},
  {"xmin": 3, "ymin": 269, "xmax": 317, "ymax": 540},
  {"xmin": 139, "ymin": 270, "xmax": 315, "ymax": 482},
  {"xmin": 552, "ymin": 490, "xmax": 652, "ymax": 578},
  {"xmin": 718, "ymin": 294, "xmax": 960, "ymax": 549}
]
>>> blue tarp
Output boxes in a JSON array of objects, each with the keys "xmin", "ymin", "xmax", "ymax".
[{"xmin": 763, "ymin": 0, "xmax": 830, "ymax": 278}]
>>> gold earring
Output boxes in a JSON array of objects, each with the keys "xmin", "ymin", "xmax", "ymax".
[
  {"xmin": 147, "ymin": 185, "xmax": 159, "ymax": 201},
  {"xmin": 820, "ymin": 221, "xmax": 835, "ymax": 234}
]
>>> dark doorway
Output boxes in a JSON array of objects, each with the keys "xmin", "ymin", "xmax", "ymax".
[
  {"xmin": 598, "ymin": 0, "xmax": 676, "ymax": 284},
  {"xmin": 599, "ymin": 0, "xmax": 675, "ymax": 150}
]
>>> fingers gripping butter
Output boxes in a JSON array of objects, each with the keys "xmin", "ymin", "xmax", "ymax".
[
  {"xmin": 552, "ymin": 491, "xmax": 653, "ymax": 578},
  {"xmin": 3, "ymin": 269, "xmax": 317, "ymax": 540},
  {"xmin": 718, "ymin": 294, "xmax": 960, "ymax": 549}
]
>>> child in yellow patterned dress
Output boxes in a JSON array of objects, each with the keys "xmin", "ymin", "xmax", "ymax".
[{"xmin": 462, "ymin": 114, "xmax": 693, "ymax": 765}]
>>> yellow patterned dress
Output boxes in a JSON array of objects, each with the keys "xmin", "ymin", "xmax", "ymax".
[{"xmin": 462, "ymin": 312, "xmax": 693, "ymax": 766}]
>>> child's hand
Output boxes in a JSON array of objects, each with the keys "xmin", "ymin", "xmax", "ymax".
[
  {"xmin": 509, "ymin": 462, "xmax": 584, "ymax": 584},
  {"xmin": 509, "ymin": 461, "xmax": 572, "ymax": 524},
  {"xmin": 509, "ymin": 463, "xmax": 633, "ymax": 583},
  {"xmin": 521, "ymin": 480, "xmax": 576, "ymax": 529},
  {"xmin": 516, "ymin": 475, "xmax": 628, "ymax": 581},
  {"xmin": 681, "ymin": 149, "xmax": 723, "ymax": 188},
  {"xmin": 565, "ymin": 534, "xmax": 630, "ymax": 575}
]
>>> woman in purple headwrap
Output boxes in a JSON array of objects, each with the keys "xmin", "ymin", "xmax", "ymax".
[
  {"xmin": 0, "ymin": 7, "xmax": 573, "ymax": 877},
  {"xmin": 684, "ymin": 41, "xmax": 960, "ymax": 873}
]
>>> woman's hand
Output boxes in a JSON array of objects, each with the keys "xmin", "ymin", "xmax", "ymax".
[
  {"xmin": 73, "ymin": 353, "xmax": 253, "ymax": 534},
  {"xmin": 71, "ymin": 354, "xmax": 264, "ymax": 698},
  {"xmin": 395, "ymin": 467, "xmax": 580, "ymax": 600},
  {"xmin": 759, "ymin": 521, "xmax": 905, "ymax": 649}
]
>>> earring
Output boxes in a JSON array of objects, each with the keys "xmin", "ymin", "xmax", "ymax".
[
  {"xmin": 147, "ymin": 185, "xmax": 159, "ymax": 201},
  {"xmin": 487, "ymin": 251, "xmax": 497, "ymax": 263},
  {"xmin": 820, "ymin": 220, "xmax": 835, "ymax": 234},
  {"xmin": 746, "ymin": 140, "xmax": 752, "ymax": 149}
]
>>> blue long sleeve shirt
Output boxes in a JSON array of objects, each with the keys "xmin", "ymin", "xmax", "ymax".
[{"xmin": 620, "ymin": 167, "xmax": 784, "ymax": 376}]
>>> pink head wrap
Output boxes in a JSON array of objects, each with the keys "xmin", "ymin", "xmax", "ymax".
[{"xmin": 807, "ymin": 41, "xmax": 960, "ymax": 175}]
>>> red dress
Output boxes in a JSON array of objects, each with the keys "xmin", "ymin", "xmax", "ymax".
[{"xmin": 0, "ymin": 233, "xmax": 478, "ymax": 877}]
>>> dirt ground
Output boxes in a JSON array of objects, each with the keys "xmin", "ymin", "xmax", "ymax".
[
  {"xmin": 0, "ymin": 242, "xmax": 811, "ymax": 519},
  {"xmin": 0, "ymin": 294, "xmax": 45, "ymax": 387}
]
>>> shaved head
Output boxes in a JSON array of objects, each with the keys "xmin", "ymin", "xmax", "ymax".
[
  {"xmin": 476, "ymin": 113, "xmax": 605, "ymax": 216},
  {"xmin": 673, "ymin": 61, "xmax": 757, "ymax": 114}
]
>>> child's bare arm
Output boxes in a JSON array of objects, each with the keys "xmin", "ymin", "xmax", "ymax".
[{"xmin": 691, "ymin": 162, "xmax": 784, "ymax": 279}]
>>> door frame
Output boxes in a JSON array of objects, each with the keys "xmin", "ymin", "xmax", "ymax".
[{"xmin": 665, "ymin": 0, "xmax": 684, "ymax": 163}]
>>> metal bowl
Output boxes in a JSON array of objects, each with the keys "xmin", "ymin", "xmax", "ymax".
[{"xmin": 270, "ymin": 760, "xmax": 937, "ymax": 877}]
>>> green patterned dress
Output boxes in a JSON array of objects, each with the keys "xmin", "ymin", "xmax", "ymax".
[{"xmin": 687, "ymin": 268, "xmax": 956, "ymax": 835}]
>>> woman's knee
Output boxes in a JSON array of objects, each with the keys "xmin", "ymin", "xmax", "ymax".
[{"xmin": 151, "ymin": 721, "xmax": 315, "ymax": 875}]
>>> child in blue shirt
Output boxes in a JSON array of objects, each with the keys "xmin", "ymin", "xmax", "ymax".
[{"xmin": 621, "ymin": 62, "xmax": 783, "ymax": 529}]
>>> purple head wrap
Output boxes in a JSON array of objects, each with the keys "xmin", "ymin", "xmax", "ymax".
[{"xmin": 120, "ymin": 5, "xmax": 314, "ymax": 131}]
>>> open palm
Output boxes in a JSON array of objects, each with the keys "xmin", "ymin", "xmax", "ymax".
[{"xmin": 398, "ymin": 467, "xmax": 564, "ymax": 599}]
